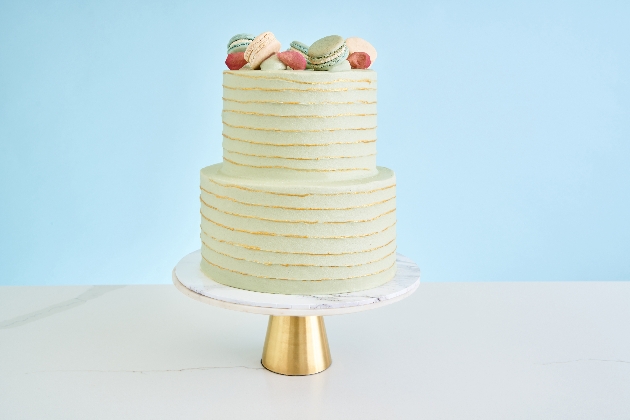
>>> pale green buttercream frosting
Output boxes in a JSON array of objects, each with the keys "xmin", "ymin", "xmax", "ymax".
[{"xmin": 200, "ymin": 69, "xmax": 396, "ymax": 294}]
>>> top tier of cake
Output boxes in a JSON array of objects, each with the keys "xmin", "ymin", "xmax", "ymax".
[{"xmin": 220, "ymin": 69, "xmax": 378, "ymax": 181}]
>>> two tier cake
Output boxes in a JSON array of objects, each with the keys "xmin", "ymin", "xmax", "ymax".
[{"xmin": 199, "ymin": 33, "xmax": 396, "ymax": 294}]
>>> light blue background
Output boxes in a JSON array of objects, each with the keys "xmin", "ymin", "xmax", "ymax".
[{"xmin": 1, "ymin": 1, "xmax": 628, "ymax": 285}]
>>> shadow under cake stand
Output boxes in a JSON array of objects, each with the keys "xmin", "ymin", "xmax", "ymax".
[{"xmin": 172, "ymin": 250, "xmax": 420, "ymax": 376}]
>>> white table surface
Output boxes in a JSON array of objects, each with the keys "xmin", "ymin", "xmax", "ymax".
[{"xmin": 1, "ymin": 282, "xmax": 629, "ymax": 420}]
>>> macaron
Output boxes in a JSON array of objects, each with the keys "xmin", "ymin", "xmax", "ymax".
[
  {"xmin": 289, "ymin": 41, "xmax": 309, "ymax": 57},
  {"xmin": 277, "ymin": 50, "xmax": 307, "ymax": 70},
  {"xmin": 289, "ymin": 41, "xmax": 312, "ymax": 69},
  {"xmin": 227, "ymin": 34, "xmax": 255, "ymax": 54},
  {"xmin": 347, "ymin": 52, "xmax": 371, "ymax": 69},
  {"xmin": 307, "ymin": 35, "xmax": 349, "ymax": 71},
  {"xmin": 225, "ymin": 52, "xmax": 248, "ymax": 70},
  {"xmin": 244, "ymin": 31, "xmax": 282, "ymax": 70},
  {"xmin": 345, "ymin": 37, "xmax": 377, "ymax": 66}
]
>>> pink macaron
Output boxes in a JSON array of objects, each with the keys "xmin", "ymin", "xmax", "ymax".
[
  {"xmin": 347, "ymin": 52, "xmax": 371, "ymax": 69},
  {"xmin": 277, "ymin": 50, "xmax": 307, "ymax": 70},
  {"xmin": 244, "ymin": 32, "xmax": 282, "ymax": 70},
  {"xmin": 225, "ymin": 52, "xmax": 248, "ymax": 70}
]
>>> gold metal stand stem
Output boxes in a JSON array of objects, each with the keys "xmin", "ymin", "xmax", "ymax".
[{"xmin": 261, "ymin": 316, "xmax": 332, "ymax": 376}]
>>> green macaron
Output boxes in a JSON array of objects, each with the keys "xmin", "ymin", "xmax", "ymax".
[
  {"xmin": 227, "ymin": 33, "xmax": 255, "ymax": 54},
  {"xmin": 307, "ymin": 35, "xmax": 349, "ymax": 71},
  {"xmin": 289, "ymin": 41, "xmax": 312, "ymax": 68},
  {"xmin": 289, "ymin": 41, "xmax": 309, "ymax": 56}
]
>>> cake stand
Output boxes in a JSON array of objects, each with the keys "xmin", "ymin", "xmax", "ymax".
[{"xmin": 172, "ymin": 250, "xmax": 420, "ymax": 376}]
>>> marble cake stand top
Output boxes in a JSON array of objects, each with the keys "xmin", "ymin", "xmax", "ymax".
[{"xmin": 172, "ymin": 250, "xmax": 420, "ymax": 316}]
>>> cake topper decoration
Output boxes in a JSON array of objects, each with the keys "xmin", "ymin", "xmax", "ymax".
[
  {"xmin": 227, "ymin": 34, "xmax": 256, "ymax": 54},
  {"xmin": 224, "ymin": 32, "xmax": 377, "ymax": 71},
  {"xmin": 307, "ymin": 35, "xmax": 349, "ymax": 71},
  {"xmin": 277, "ymin": 50, "xmax": 307, "ymax": 70},
  {"xmin": 348, "ymin": 52, "xmax": 371, "ymax": 69},
  {"xmin": 225, "ymin": 52, "xmax": 248, "ymax": 70},
  {"xmin": 345, "ymin": 37, "xmax": 377, "ymax": 67},
  {"xmin": 243, "ymin": 31, "xmax": 282, "ymax": 70},
  {"xmin": 289, "ymin": 41, "xmax": 312, "ymax": 69}
]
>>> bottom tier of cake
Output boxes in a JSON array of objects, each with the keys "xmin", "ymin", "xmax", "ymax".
[{"xmin": 199, "ymin": 164, "xmax": 397, "ymax": 294}]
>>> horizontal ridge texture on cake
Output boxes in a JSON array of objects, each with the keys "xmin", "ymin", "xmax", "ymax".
[
  {"xmin": 200, "ymin": 69, "xmax": 396, "ymax": 294},
  {"xmin": 200, "ymin": 165, "xmax": 397, "ymax": 294},
  {"xmin": 221, "ymin": 70, "xmax": 378, "ymax": 181}
]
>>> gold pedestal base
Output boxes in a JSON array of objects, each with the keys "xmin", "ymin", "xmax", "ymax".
[{"xmin": 261, "ymin": 316, "xmax": 332, "ymax": 376}]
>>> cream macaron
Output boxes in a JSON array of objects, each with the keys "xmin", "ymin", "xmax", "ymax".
[{"xmin": 244, "ymin": 31, "xmax": 282, "ymax": 70}]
